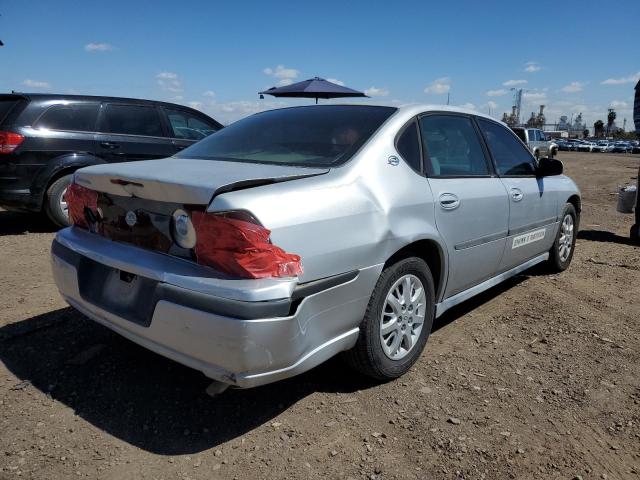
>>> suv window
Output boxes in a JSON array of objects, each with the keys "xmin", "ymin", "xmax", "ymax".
[
  {"xmin": 512, "ymin": 128, "xmax": 526, "ymax": 142},
  {"xmin": 99, "ymin": 104, "xmax": 164, "ymax": 137},
  {"xmin": 36, "ymin": 104, "xmax": 99, "ymax": 132},
  {"xmin": 165, "ymin": 108, "xmax": 219, "ymax": 140},
  {"xmin": 479, "ymin": 119, "xmax": 536, "ymax": 176},
  {"xmin": 528, "ymin": 129, "xmax": 537, "ymax": 142},
  {"xmin": 419, "ymin": 115, "xmax": 489, "ymax": 176},
  {"xmin": 396, "ymin": 121, "xmax": 421, "ymax": 172},
  {"xmin": 538, "ymin": 130, "xmax": 546, "ymax": 141}
]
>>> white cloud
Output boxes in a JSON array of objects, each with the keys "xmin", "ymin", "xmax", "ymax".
[
  {"xmin": 424, "ymin": 77, "xmax": 450, "ymax": 94},
  {"xmin": 601, "ymin": 72, "xmax": 640, "ymax": 85},
  {"xmin": 263, "ymin": 65, "xmax": 300, "ymax": 87},
  {"xmin": 485, "ymin": 100, "xmax": 499, "ymax": 110},
  {"xmin": 172, "ymin": 95, "xmax": 184, "ymax": 101},
  {"xmin": 524, "ymin": 62, "xmax": 541, "ymax": 73},
  {"xmin": 610, "ymin": 100, "xmax": 628, "ymax": 109},
  {"xmin": 202, "ymin": 90, "xmax": 216, "ymax": 98},
  {"xmin": 457, "ymin": 102, "xmax": 476, "ymax": 110},
  {"xmin": 197, "ymin": 99, "xmax": 287, "ymax": 125},
  {"xmin": 326, "ymin": 78, "xmax": 345, "ymax": 86},
  {"xmin": 156, "ymin": 72, "xmax": 183, "ymax": 93},
  {"xmin": 503, "ymin": 79, "xmax": 528, "ymax": 87},
  {"xmin": 188, "ymin": 101, "xmax": 203, "ymax": 110},
  {"xmin": 84, "ymin": 42, "xmax": 113, "ymax": 52},
  {"xmin": 523, "ymin": 91, "xmax": 547, "ymax": 102},
  {"xmin": 364, "ymin": 86, "xmax": 389, "ymax": 97},
  {"xmin": 561, "ymin": 81, "xmax": 584, "ymax": 93},
  {"xmin": 22, "ymin": 79, "xmax": 50, "ymax": 89},
  {"xmin": 486, "ymin": 89, "xmax": 508, "ymax": 97}
]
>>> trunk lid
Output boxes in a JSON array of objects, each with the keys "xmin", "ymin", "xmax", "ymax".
[{"xmin": 74, "ymin": 157, "xmax": 329, "ymax": 205}]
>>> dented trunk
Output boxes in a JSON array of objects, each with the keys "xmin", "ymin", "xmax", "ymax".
[{"xmin": 73, "ymin": 157, "xmax": 329, "ymax": 205}]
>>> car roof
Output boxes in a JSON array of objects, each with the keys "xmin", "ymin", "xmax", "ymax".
[{"xmin": 5, "ymin": 91, "xmax": 212, "ymax": 112}]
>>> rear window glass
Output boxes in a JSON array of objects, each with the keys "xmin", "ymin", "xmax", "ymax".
[
  {"xmin": 396, "ymin": 121, "xmax": 422, "ymax": 172},
  {"xmin": 176, "ymin": 105, "xmax": 397, "ymax": 167},
  {"xmin": 165, "ymin": 108, "xmax": 219, "ymax": 140},
  {"xmin": 99, "ymin": 104, "xmax": 164, "ymax": 137},
  {"xmin": 0, "ymin": 99, "xmax": 21, "ymax": 124},
  {"xmin": 36, "ymin": 104, "xmax": 99, "ymax": 132}
]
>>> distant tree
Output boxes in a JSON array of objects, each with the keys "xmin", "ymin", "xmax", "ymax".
[
  {"xmin": 606, "ymin": 110, "xmax": 617, "ymax": 136},
  {"xmin": 583, "ymin": 129, "xmax": 589, "ymax": 138},
  {"xmin": 594, "ymin": 120, "xmax": 604, "ymax": 137}
]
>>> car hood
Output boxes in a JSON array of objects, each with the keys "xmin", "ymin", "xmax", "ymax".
[{"xmin": 74, "ymin": 157, "xmax": 329, "ymax": 205}]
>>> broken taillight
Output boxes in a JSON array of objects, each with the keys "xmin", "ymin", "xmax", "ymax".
[
  {"xmin": 191, "ymin": 211, "xmax": 303, "ymax": 279},
  {"xmin": 65, "ymin": 183, "xmax": 98, "ymax": 228}
]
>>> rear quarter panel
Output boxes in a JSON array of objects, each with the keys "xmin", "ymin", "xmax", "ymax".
[{"xmin": 209, "ymin": 128, "xmax": 446, "ymax": 284}]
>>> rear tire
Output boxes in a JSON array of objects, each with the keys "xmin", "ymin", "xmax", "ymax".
[
  {"xmin": 344, "ymin": 257, "xmax": 435, "ymax": 381},
  {"xmin": 547, "ymin": 203, "xmax": 578, "ymax": 272},
  {"xmin": 44, "ymin": 174, "xmax": 72, "ymax": 227}
]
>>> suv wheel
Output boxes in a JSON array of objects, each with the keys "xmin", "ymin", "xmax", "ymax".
[
  {"xmin": 45, "ymin": 174, "xmax": 73, "ymax": 227},
  {"xmin": 547, "ymin": 203, "xmax": 578, "ymax": 272},
  {"xmin": 344, "ymin": 257, "xmax": 435, "ymax": 381}
]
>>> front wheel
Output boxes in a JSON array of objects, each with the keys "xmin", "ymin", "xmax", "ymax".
[
  {"xmin": 344, "ymin": 257, "xmax": 435, "ymax": 381},
  {"xmin": 547, "ymin": 203, "xmax": 578, "ymax": 272},
  {"xmin": 44, "ymin": 174, "xmax": 73, "ymax": 227}
]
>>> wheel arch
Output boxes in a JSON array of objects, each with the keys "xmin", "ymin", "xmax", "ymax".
[
  {"xmin": 567, "ymin": 194, "xmax": 581, "ymax": 214},
  {"xmin": 384, "ymin": 239, "xmax": 447, "ymax": 301},
  {"xmin": 33, "ymin": 153, "xmax": 106, "ymax": 211}
]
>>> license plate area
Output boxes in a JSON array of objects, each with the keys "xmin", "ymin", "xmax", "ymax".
[{"xmin": 77, "ymin": 257, "xmax": 157, "ymax": 327}]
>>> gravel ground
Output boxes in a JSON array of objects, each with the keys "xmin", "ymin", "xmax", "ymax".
[{"xmin": 1, "ymin": 151, "xmax": 639, "ymax": 480}]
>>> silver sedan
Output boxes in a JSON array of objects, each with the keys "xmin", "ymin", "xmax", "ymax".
[{"xmin": 51, "ymin": 104, "xmax": 581, "ymax": 389}]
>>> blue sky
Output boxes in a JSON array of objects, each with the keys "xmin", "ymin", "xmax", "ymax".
[{"xmin": 1, "ymin": 0, "xmax": 639, "ymax": 128}]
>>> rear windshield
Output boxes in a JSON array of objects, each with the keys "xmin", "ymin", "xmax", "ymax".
[
  {"xmin": 176, "ymin": 105, "xmax": 397, "ymax": 167},
  {"xmin": 0, "ymin": 98, "xmax": 22, "ymax": 124}
]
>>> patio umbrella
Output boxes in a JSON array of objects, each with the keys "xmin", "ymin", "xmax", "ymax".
[{"xmin": 259, "ymin": 77, "xmax": 367, "ymax": 104}]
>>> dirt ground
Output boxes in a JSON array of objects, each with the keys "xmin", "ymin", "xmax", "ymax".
[{"xmin": 0, "ymin": 151, "xmax": 639, "ymax": 480}]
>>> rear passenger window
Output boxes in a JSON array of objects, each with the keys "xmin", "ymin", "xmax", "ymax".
[
  {"xmin": 99, "ymin": 104, "xmax": 164, "ymax": 137},
  {"xmin": 36, "ymin": 104, "xmax": 99, "ymax": 132},
  {"xmin": 396, "ymin": 121, "xmax": 421, "ymax": 172},
  {"xmin": 478, "ymin": 119, "xmax": 536, "ymax": 176},
  {"xmin": 165, "ymin": 108, "xmax": 219, "ymax": 140},
  {"xmin": 419, "ymin": 115, "xmax": 489, "ymax": 177}
]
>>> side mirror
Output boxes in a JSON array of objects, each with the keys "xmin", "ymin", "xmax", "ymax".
[{"xmin": 537, "ymin": 157, "xmax": 563, "ymax": 177}]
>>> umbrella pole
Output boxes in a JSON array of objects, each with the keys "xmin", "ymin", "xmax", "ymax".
[{"xmin": 315, "ymin": 97, "xmax": 318, "ymax": 105}]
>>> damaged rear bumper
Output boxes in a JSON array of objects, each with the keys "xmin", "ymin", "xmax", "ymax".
[{"xmin": 51, "ymin": 227, "xmax": 382, "ymax": 388}]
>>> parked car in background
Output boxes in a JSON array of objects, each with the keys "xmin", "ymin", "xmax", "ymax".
[
  {"xmin": 593, "ymin": 140, "xmax": 611, "ymax": 152},
  {"xmin": 511, "ymin": 127, "xmax": 555, "ymax": 158},
  {"xmin": 611, "ymin": 141, "xmax": 632, "ymax": 153},
  {"xmin": 52, "ymin": 104, "xmax": 580, "ymax": 389},
  {"xmin": 576, "ymin": 140, "xmax": 596, "ymax": 152},
  {"xmin": 555, "ymin": 139, "xmax": 572, "ymax": 151},
  {"xmin": 0, "ymin": 93, "xmax": 223, "ymax": 226}
]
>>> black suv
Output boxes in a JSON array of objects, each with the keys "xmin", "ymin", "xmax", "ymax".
[{"xmin": 0, "ymin": 93, "xmax": 223, "ymax": 226}]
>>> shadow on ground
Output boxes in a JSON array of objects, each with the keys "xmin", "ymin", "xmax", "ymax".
[
  {"xmin": 578, "ymin": 229, "xmax": 638, "ymax": 246},
  {"xmin": 0, "ymin": 273, "xmax": 529, "ymax": 455},
  {"xmin": 0, "ymin": 210, "xmax": 57, "ymax": 236}
]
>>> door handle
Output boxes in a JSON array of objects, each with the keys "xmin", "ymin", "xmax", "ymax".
[
  {"xmin": 510, "ymin": 188, "xmax": 524, "ymax": 202},
  {"xmin": 100, "ymin": 141, "xmax": 120, "ymax": 150},
  {"xmin": 439, "ymin": 193, "xmax": 460, "ymax": 210}
]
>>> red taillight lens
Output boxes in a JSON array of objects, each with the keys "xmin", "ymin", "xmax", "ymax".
[
  {"xmin": 191, "ymin": 211, "xmax": 303, "ymax": 279},
  {"xmin": 0, "ymin": 131, "xmax": 25, "ymax": 154},
  {"xmin": 65, "ymin": 183, "xmax": 98, "ymax": 228}
]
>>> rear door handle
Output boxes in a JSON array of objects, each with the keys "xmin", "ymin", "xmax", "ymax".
[
  {"xmin": 439, "ymin": 193, "xmax": 460, "ymax": 210},
  {"xmin": 510, "ymin": 188, "xmax": 524, "ymax": 202},
  {"xmin": 100, "ymin": 141, "xmax": 120, "ymax": 150}
]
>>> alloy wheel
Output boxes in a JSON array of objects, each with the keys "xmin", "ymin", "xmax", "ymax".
[{"xmin": 380, "ymin": 274, "xmax": 426, "ymax": 360}]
